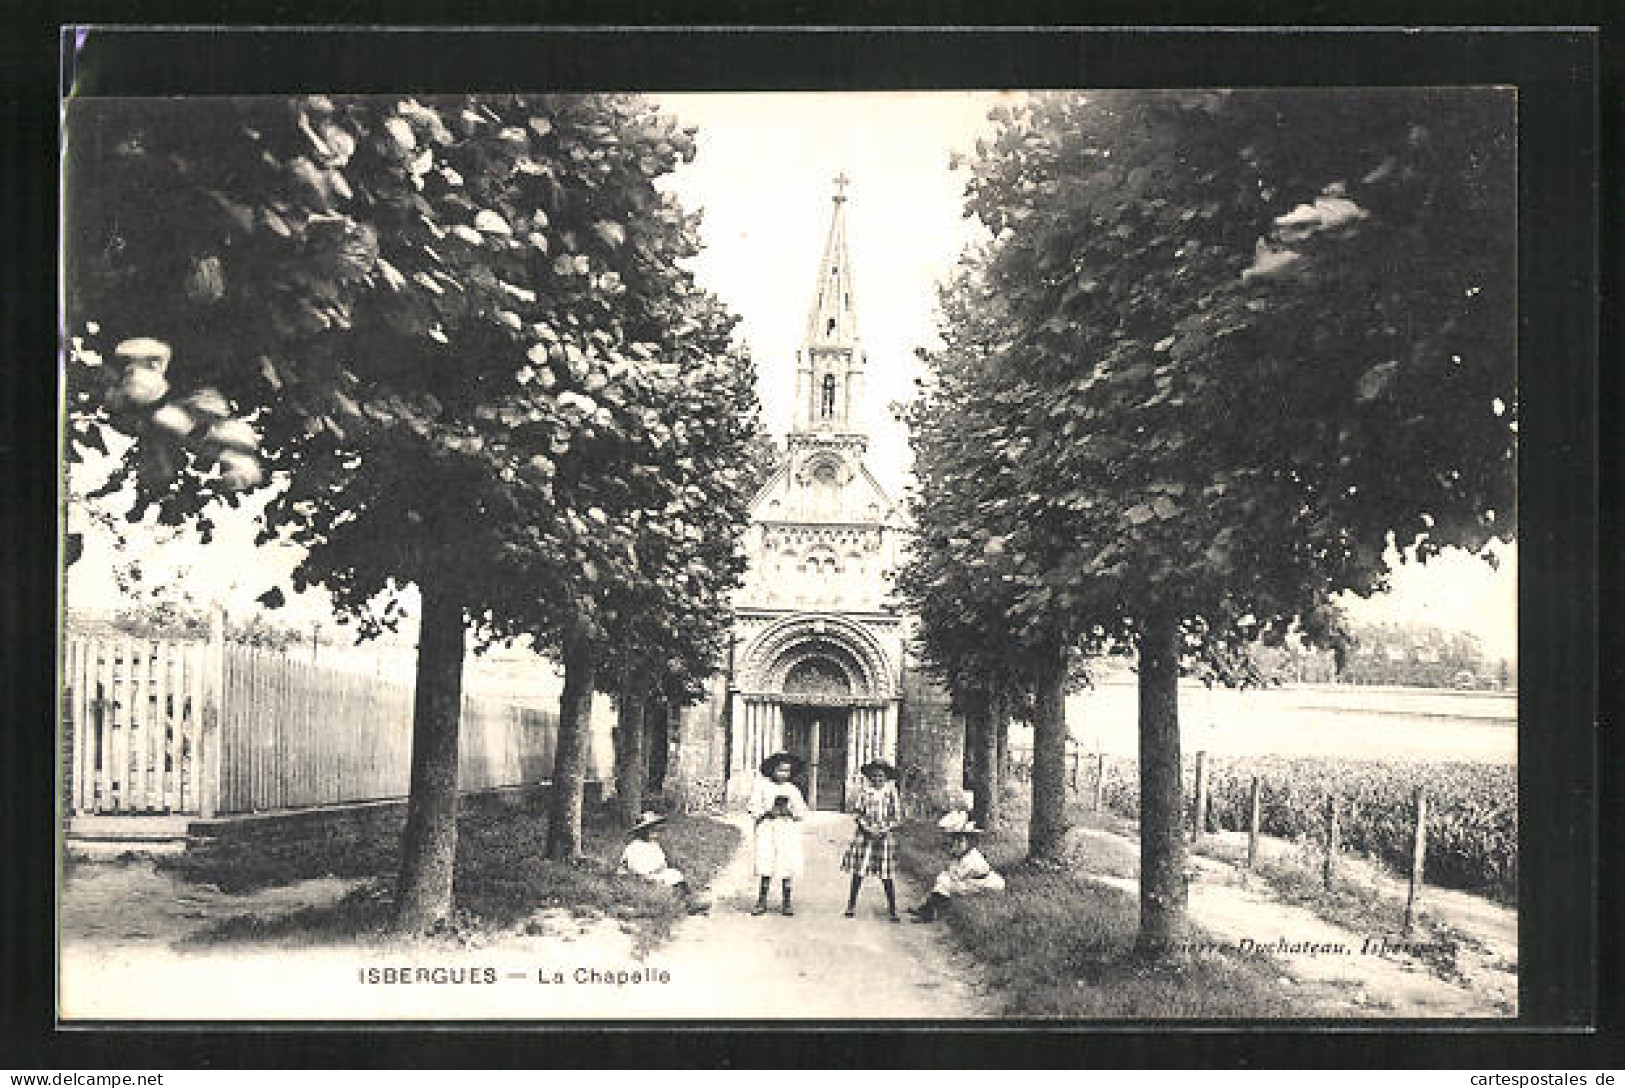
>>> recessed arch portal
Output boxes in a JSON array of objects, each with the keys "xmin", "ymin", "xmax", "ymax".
[{"xmin": 736, "ymin": 612, "xmax": 895, "ymax": 703}]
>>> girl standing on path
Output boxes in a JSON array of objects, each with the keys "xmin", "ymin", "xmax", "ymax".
[
  {"xmin": 748, "ymin": 752, "xmax": 808, "ymax": 916},
  {"xmin": 841, "ymin": 759, "xmax": 902, "ymax": 922}
]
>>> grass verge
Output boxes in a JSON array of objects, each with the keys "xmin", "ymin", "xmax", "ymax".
[
  {"xmin": 1025, "ymin": 778, "xmax": 1490, "ymax": 991},
  {"xmin": 162, "ymin": 797, "xmax": 739, "ymax": 952},
  {"xmin": 894, "ymin": 820, "xmax": 1299, "ymax": 1018},
  {"xmin": 1194, "ymin": 837, "xmax": 1473, "ymax": 985}
]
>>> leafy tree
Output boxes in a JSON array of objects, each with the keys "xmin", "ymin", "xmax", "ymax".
[
  {"xmin": 65, "ymin": 93, "xmax": 754, "ymax": 928},
  {"xmin": 741, "ymin": 431, "xmax": 784, "ymax": 495},
  {"xmin": 544, "ymin": 284, "xmax": 759, "ymax": 846},
  {"xmin": 925, "ymin": 90, "xmax": 1513, "ymax": 956},
  {"xmin": 900, "ymin": 266, "xmax": 1032, "ymax": 833},
  {"xmin": 900, "ymin": 256, "xmax": 1120, "ymax": 846}
]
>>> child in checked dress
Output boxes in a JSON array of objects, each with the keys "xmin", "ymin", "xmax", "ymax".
[
  {"xmin": 840, "ymin": 759, "xmax": 902, "ymax": 921},
  {"xmin": 748, "ymin": 752, "xmax": 808, "ymax": 915}
]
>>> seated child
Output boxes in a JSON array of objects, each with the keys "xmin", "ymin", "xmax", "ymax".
[
  {"xmin": 908, "ymin": 810, "xmax": 1005, "ymax": 922},
  {"xmin": 620, "ymin": 812, "xmax": 709, "ymax": 914}
]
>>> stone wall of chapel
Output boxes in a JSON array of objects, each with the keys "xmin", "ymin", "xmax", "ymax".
[
  {"xmin": 895, "ymin": 667, "xmax": 965, "ymax": 813},
  {"xmin": 736, "ymin": 520, "xmax": 901, "ymax": 613}
]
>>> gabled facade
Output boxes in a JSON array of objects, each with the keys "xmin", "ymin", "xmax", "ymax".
[
  {"xmin": 667, "ymin": 179, "xmax": 961, "ymax": 815},
  {"xmin": 724, "ymin": 176, "xmax": 909, "ymax": 810}
]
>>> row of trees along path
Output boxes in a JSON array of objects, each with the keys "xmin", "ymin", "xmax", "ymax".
[
  {"xmin": 896, "ymin": 91, "xmax": 1514, "ymax": 958},
  {"xmin": 66, "ymin": 94, "xmax": 761, "ymax": 932}
]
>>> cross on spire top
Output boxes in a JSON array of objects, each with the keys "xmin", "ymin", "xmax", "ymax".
[{"xmin": 832, "ymin": 172, "xmax": 850, "ymax": 202}]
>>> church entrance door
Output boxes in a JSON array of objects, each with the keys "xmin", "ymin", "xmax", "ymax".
[{"xmin": 783, "ymin": 706, "xmax": 849, "ymax": 811}]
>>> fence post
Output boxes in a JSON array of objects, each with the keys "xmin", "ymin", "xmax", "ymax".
[
  {"xmin": 199, "ymin": 603, "xmax": 226, "ymax": 819},
  {"xmin": 1403, "ymin": 787, "xmax": 1428, "ymax": 934},
  {"xmin": 1069, "ymin": 749, "xmax": 1078, "ymax": 791},
  {"xmin": 1247, "ymin": 775, "xmax": 1262, "ymax": 869},
  {"xmin": 1093, "ymin": 751, "xmax": 1106, "ymax": 812},
  {"xmin": 1191, "ymin": 750, "xmax": 1208, "ymax": 842},
  {"xmin": 1322, "ymin": 793, "xmax": 1339, "ymax": 890},
  {"xmin": 61, "ymin": 684, "xmax": 75, "ymax": 832}
]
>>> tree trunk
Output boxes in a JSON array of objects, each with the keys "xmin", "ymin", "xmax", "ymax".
[
  {"xmin": 995, "ymin": 695, "xmax": 1010, "ymax": 791},
  {"xmin": 647, "ymin": 690, "xmax": 670, "ymax": 792},
  {"xmin": 1028, "ymin": 640, "xmax": 1071, "ymax": 860},
  {"xmin": 394, "ymin": 581, "xmax": 467, "ymax": 932},
  {"xmin": 613, "ymin": 673, "xmax": 649, "ymax": 827},
  {"xmin": 545, "ymin": 626, "xmax": 596, "ymax": 861},
  {"xmin": 1135, "ymin": 609, "xmax": 1188, "ymax": 959},
  {"xmin": 988, "ymin": 690, "xmax": 1008, "ymax": 830},
  {"xmin": 961, "ymin": 687, "xmax": 992, "ymax": 825}
]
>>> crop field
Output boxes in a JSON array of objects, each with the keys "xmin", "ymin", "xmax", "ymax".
[
  {"xmin": 1009, "ymin": 682, "xmax": 1518, "ymax": 902},
  {"xmin": 1061, "ymin": 679, "xmax": 1516, "ymax": 764},
  {"xmin": 1090, "ymin": 754, "xmax": 1517, "ymax": 903}
]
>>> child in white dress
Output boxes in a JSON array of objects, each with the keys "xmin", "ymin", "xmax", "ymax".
[
  {"xmin": 619, "ymin": 812, "xmax": 709, "ymax": 914},
  {"xmin": 747, "ymin": 753, "xmax": 808, "ymax": 915},
  {"xmin": 908, "ymin": 810, "xmax": 1006, "ymax": 922}
]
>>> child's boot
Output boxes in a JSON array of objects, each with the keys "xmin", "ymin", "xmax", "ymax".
[
  {"xmin": 676, "ymin": 881, "xmax": 710, "ymax": 916},
  {"xmin": 909, "ymin": 892, "xmax": 948, "ymax": 922},
  {"xmin": 780, "ymin": 879, "xmax": 795, "ymax": 916},
  {"xmin": 750, "ymin": 877, "xmax": 771, "ymax": 915},
  {"xmin": 844, "ymin": 875, "xmax": 862, "ymax": 918},
  {"xmin": 883, "ymin": 878, "xmax": 900, "ymax": 923}
]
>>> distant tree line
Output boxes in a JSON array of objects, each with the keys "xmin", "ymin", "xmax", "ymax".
[
  {"xmin": 1246, "ymin": 622, "xmax": 1513, "ymax": 690},
  {"xmin": 66, "ymin": 602, "xmax": 308, "ymax": 652}
]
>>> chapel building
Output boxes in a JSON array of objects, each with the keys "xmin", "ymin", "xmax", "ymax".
[{"xmin": 668, "ymin": 179, "xmax": 956, "ymax": 813}]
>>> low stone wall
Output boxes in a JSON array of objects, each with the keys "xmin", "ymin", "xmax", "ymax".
[
  {"xmin": 185, "ymin": 780, "xmax": 605, "ymax": 848},
  {"xmin": 668, "ymin": 673, "xmax": 733, "ymax": 812}
]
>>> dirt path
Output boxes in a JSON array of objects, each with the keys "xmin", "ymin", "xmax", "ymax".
[
  {"xmin": 650, "ymin": 811, "xmax": 991, "ymax": 1018},
  {"xmin": 59, "ymin": 813, "xmax": 992, "ymax": 1021}
]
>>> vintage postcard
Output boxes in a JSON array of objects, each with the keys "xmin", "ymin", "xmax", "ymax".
[{"xmin": 56, "ymin": 33, "xmax": 1537, "ymax": 1026}]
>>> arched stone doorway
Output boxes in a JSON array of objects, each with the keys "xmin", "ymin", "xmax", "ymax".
[{"xmin": 729, "ymin": 613, "xmax": 898, "ymax": 809}]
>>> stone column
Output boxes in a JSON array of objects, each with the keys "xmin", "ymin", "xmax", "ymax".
[
  {"xmin": 859, "ymin": 705, "xmax": 872, "ymax": 767},
  {"xmin": 770, "ymin": 701, "xmax": 785, "ymax": 754},
  {"xmin": 881, "ymin": 701, "xmax": 898, "ymax": 765},
  {"xmin": 847, "ymin": 354, "xmax": 865, "ymax": 432},
  {"xmin": 729, "ymin": 692, "xmax": 748, "ymax": 773},
  {"xmin": 747, "ymin": 699, "xmax": 761, "ymax": 769},
  {"xmin": 794, "ymin": 351, "xmax": 810, "ymax": 428}
]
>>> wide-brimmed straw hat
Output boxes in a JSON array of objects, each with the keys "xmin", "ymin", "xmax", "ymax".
[
  {"xmin": 628, "ymin": 811, "xmax": 669, "ymax": 836},
  {"xmin": 760, "ymin": 751, "xmax": 805, "ymax": 777},
  {"xmin": 937, "ymin": 810, "xmax": 986, "ymax": 836},
  {"xmin": 859, "ymin": 759, "xmax": 897, "ymax": 781}
]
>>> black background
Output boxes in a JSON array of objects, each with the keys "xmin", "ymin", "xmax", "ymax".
[{"xmin": 2, "ymin": 8, "xmax": 1615, "ymax": 1071}]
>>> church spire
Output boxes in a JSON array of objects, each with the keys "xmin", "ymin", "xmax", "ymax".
[
  {"xmin": 794, "ymin": 175, "xmax": 866, "ymax": 435},
  {"xmin": 804, "ymin": 172, "xmax": 859, "ymax": 351}
]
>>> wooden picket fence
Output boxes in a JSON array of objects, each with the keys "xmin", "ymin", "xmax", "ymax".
[
  {"xmin": 64, "ymin": 633, "xmax": 568, "ymax": 818},
  {"xmin": 63, "ymin": 637, "xmax": 210, "ymax": 816}
]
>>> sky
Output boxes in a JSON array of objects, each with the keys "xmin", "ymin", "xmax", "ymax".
[
  {"xmin": 652, "ymin": 91, "xmax": 1009, "ymax": 493},
  {"xmin": 65, "ymin": 90, "xmax": 1517, "ymax": 663}
]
